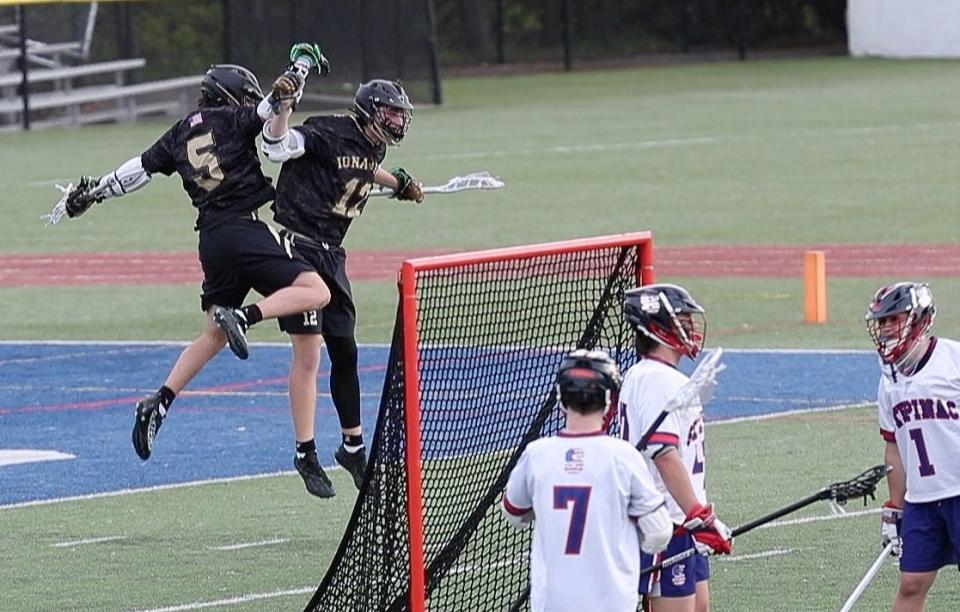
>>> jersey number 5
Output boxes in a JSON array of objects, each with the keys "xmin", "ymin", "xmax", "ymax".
[
  {"xmin": 187, "ymin": 133, "xmax": 225, "ymax": 191},
  {"xmin": 553, "ymin": 485, "xmax": 591, "ymax": 555}
]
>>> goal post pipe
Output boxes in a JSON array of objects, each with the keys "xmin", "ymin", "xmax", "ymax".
[{"xmin": 400, "ymin": 261, "xmax": 428, "ymax": 612}]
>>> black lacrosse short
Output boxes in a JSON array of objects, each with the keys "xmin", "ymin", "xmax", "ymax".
[
  {"xmin": 277, "ymin": 235, "xmax": 356, "ymax": 337},
  {"xmin": 197, "ymin": 215, "xmax": 314, "ymax": 312}
]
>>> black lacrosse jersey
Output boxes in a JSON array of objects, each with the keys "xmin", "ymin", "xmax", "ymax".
[
  {"xmin": 140, "ymin": 105, "xmax": 275, "ymax": 230},
  {"xmin": 271, "ymin": 114, "xmax": 386, "ymax": 245}
]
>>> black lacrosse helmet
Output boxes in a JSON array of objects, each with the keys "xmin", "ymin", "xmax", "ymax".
[
  {"xmin": 354, "ymin": 79, "xmax": 413, "ymax": 145},
  {"xmin": 865, "ymin": 282, "xmax": 935, "ymax": 370},
  {"xmin": 200, "ymin": 64, "xmax": 264, "ymax": 107},
  {"xmin": 556, "ymin": 349, "xmax": 622, "ymax": 413},
  {"xmin": 624, "ymin": 283, "xmax": 706, "ymax": 359}
]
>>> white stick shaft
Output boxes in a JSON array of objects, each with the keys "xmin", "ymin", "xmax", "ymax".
[
  {"xmin": 370, "ymin": 185, "xmax": 471, "ymax": 197},
  {"xmin": 838, "ymin": 542, "xmax": 894, "ymax": 612}
]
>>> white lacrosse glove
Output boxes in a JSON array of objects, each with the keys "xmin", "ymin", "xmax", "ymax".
[
  {"xmin": 636, "ymin": 503, "xmax": 673, "ymax": 555},
  {"xmin": 881, "ymin": 501, "xmax": 902, "ymax": 557}
]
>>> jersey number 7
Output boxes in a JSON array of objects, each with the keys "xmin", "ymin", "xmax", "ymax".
[{"xmin": 553, "ymin": 485, "xmax": 592, "ymax": 555}]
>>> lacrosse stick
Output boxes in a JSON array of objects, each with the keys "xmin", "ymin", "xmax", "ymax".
[
  {"xmin": 838, "ymin": 541, "xmax": 895, "ymax": 612},
  {"xmin": 635, "ymin": 347, "xmax": 725, "ymax": 451},
  {"xmin": 370, "ymin": 171, "xmax": 505, "ymax": 197},
  {"xmin": 640, "ymin": 464, "xmax": 893, "ymax": 577},
  {"xmin": 42, "ymin": 182, "xmax": 75, "ymax": 226}
]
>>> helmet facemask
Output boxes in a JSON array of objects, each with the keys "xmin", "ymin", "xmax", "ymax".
[
  {"xmin": 625, "ymin": 284, "xmax": 706, "ymax": 359},
  {"xmin": 370, "ymin": 103, "xmax": 412, "ymax": 145},
  {"xmin": 354, "ymin": 80, "xmax": 414, "ymax": 146},
  {"xmin": 865, "ymin": 283, "xmax": 935, "ymax": 376}
]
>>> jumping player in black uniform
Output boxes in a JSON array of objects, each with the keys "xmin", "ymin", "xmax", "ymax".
[
  {"xmin": 259, "ymin": 76, "xmax": 424, "ymax": 498},
  {"xmin": 47, "ymin": 53, "xmax": 332, "ymax": 468}
]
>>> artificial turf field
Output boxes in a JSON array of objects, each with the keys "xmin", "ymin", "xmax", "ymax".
[{"xmin": 3, "ymin": 56, "xmax": 960, "ymax": 610}]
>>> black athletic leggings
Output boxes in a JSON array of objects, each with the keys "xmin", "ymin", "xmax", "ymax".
[{"xmin": 325, "ymin": 335, "xmax": 361, "ymax": 430}]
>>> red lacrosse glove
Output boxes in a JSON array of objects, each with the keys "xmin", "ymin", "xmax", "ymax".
[{"xmin": 682, "ymin": 503, "xmax": 733, "ymax": 555}]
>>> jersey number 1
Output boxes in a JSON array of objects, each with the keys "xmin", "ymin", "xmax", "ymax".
[
  {"xmin": 553, "ymin": 485, "xmax": 591, "ymax": 555},
  {"xmin": 907, "ymin": 428, "xmax": 936, "ymax": 477}
]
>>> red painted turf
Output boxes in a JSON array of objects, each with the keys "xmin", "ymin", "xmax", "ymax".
[{"xmin": 0, "ymin": 244, "xmax": 957, "ymax": 287}]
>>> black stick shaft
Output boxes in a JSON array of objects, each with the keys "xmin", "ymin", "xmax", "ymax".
[
  {"xmin": 635, "ymin": 409, "xmax": 671, "ymax": 451},
  {"xmin": 640, "ymin": 489, "xmax": 826, "ymax": 577},
  {"xmin": 731, "ymin": 490, "xmax": 824, "ymax": 537}
]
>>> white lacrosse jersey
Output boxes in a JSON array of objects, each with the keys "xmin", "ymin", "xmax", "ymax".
[
  {"xmin": 877, "ymin": 337, "xmax": 960, "ymax": 503},
  {"xmin": 618, "ymin": 357, "xmax": 707, "ymax": 523},
  {"xmin": 502, "ymin": 431, "xmax": 666, "ymax": 612}
]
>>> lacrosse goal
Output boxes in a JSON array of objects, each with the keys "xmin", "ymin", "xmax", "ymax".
[{"xmin": 304, "ymin": 232, "xmax": 655, "ymax": 612}]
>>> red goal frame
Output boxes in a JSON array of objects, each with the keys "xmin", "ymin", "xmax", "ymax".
[{"xmin": 396, "ymin": 231, "xmax": 654, "ymax": 611}]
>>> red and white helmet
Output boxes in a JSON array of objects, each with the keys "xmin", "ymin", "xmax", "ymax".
[
  {"xmin": 865, "ymin": 282, "xmax": 935, "ymax": 373},
  {"xmin": 623, "ymin": 283, "xmax": 706, "ymax": 359}
]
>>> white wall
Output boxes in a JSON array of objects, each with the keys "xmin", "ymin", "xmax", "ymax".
[{"xmin": 848, "ymin": 0, "xmax": 960, "ymax": 58}]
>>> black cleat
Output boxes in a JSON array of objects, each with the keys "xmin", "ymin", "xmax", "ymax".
[
  {"xmin": 335, "ymin": 444, "xmax": 367, "ymax": 491},
  {"xmin": 294, "ymin": 452, "xmax": 335, "ymax": 498},
  {"xmin": 132, "ymin": 392, "xmax": 166, "ymax": 460},
  {"xmin": 213, "ymin": 306, "xmax": 249, "ymax": 360}
]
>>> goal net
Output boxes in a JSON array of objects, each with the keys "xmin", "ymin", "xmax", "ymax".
[{"xmin": 305, "ymin": 232, "xmax": 655, "ymax": 612}]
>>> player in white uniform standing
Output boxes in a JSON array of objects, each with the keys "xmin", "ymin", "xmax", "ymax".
[
  {"xmin": 502, "ymin": 349, "xmax": 673, "ymax": 612},
  {"xmin": 866, "ymin": 282, "xmax": 960, "ymax": 612},
  {"xmin": 617, "ymin": 284, "xmax": 732, "ymax": 612}
]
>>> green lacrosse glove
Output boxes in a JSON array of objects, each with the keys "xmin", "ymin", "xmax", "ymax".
[
  {"xmin": 389, "ymin": 167, "xmax": 424, "ymax": 203},
  {"xmin": 289, "ymin": 43, "xmax": 330, "ymax": 77}
]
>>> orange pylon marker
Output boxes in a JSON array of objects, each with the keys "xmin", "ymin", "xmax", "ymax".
[{"xmin": 804, "ymin": 250, "xmax": 827, "ymax": 323}]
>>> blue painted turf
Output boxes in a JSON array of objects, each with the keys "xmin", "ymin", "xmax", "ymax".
[{"xmin": 0, "ymin": 343, "xmax": 880, "ymax": 506}]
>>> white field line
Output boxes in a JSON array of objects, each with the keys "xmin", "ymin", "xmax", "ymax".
[
  {"xmin": 209, "ymin": 538, "xmax": 289, "ymax": 551},
  {"xmin": 406, "ymin": 120, "xmax": 960, "ymax": 162},
  {"xmin": 0, "ymin": 449, "xmax": 74, "ymax": 466},
  {"xmin": 720, "ymin": 548, "xmax": 794, "ymax": 562},
  {"xmin": 129, "ymin": 587, "xmax": 315, "ymax": 612},
  {"xmin": 0, "ymin": 384, "xmax": 382, "ymax": 399},
  {"xmin": 22, "ymin": 119, "xmax": 960, "ymax": 189},
  {"xmin": 709, "ymin": 403, "xmax": 872, "ymax": 426},
  {"xmin": 754, "ymin": 507, "xmax": 881, "ymax": 530},
  {"xmin": 0, "ymin": 468, "xmax": 342, "ymax": 511},
  {"xmin": 52, "ymin": 535, "xmax": 126, "ymax": 548},
  {"xmin": 0, "ymin": 340, "xmax": 392, "ymax": 348}
]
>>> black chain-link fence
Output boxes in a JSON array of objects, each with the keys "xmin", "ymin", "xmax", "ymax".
[{"xmin": 1, "ymin": 0, "xmax": 845, "ymax": 101}]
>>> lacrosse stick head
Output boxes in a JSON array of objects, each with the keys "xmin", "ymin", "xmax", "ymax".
[
  {"xmin": 624, "ymin": 283, "xmax": 706, "ymax": 359},
  {"xmin": 556, "ymin": 349, "xmax": 622, "ymax": 415},
  {"xmin": 665, "ymin": 348, "xmax": 725, "ymax": 413},
  {"xmin": 828, "ymin": 464, "xmax": 893, "ymax": 506},
  {"xmin": 441, "ymin": 171, "xmax": 505, "ymax": 192},
  {"xmin": 354, "ymin": 79, "xmax": 413, "ymax": 145},
  {"xmin": 42, "ymin": 182, "xmax": 75, "ymax": 226}
]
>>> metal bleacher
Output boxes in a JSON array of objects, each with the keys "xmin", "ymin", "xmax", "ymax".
[{"xmin": 0, "ymin": 5, "xmax": 200, "ymax": 130}]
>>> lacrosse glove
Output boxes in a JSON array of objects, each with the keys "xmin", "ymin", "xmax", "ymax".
[
  {"xmin": 389, "ymin": 167, "xmax": 424, "ymax": 203},
  {"xmin": 881, "ymin": 501, "xmax": 902, "ymax": 557},
  {"xmin": 682, "ymin": 503, "xmax": 733, "ymax": 555},
  {"xmin": 66, "ymin": 176, "xmax": 105, "ymax": 218},
  {"xmin": 271, "ymin": 70, "xmax": 304, "ymax": 110}
]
